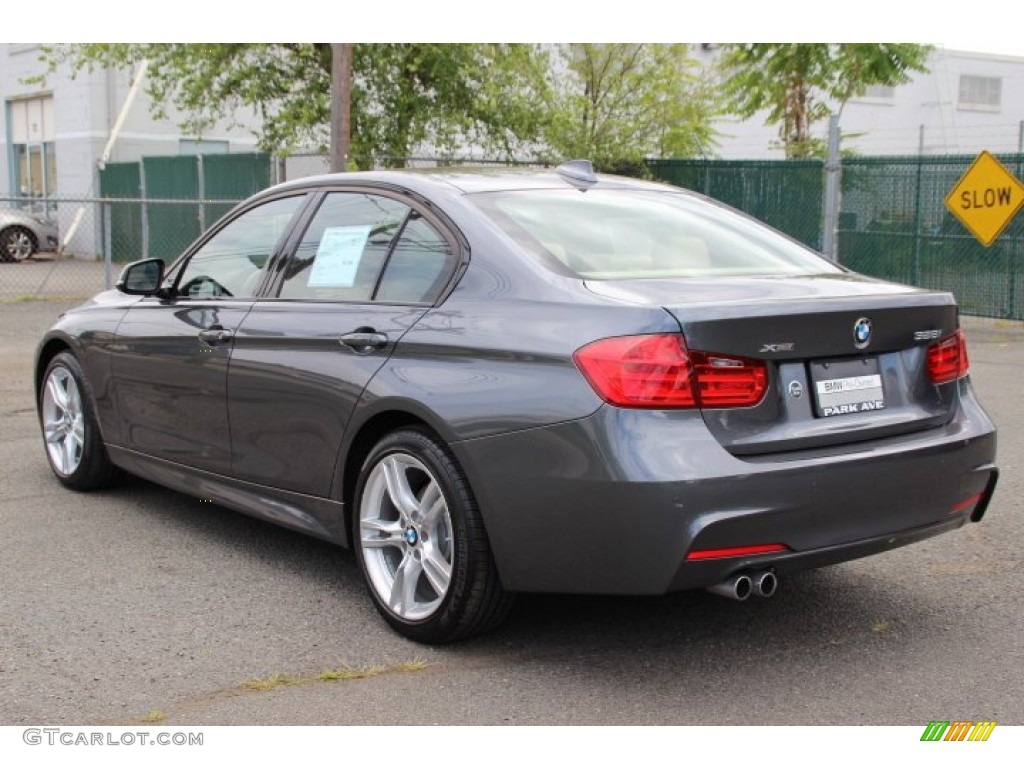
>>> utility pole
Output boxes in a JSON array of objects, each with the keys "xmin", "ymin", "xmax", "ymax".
[{"xmin": 330, "ymin": 44, "xmax": 353, "ymax": 173}]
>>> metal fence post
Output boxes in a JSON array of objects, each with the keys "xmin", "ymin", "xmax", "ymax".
[
  {"xmin": 821, "ymin": 116, "xmax": 841, "ymax": 261},
  {"xmin": 197, "ymin": 154, "xmax": 206, "ymax": 232},
  {"xmin": 140, "ymin": 161, "xmax": 150, "ymax": 260},
  {"xmin": 912, "ymin": 125, "xmax": 925, "ymax": 286},
  {"xmin": 103, "ymin": 202, "xmax": 113, "ymax": 290}
]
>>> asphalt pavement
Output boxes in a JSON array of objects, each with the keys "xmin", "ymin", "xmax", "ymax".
[{"xmin": 1, "ymin": 299, "xmax": 1021, "ymax": 725}]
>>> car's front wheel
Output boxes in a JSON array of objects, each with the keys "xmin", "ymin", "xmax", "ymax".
[
  {"xmin": 39, "ymin": 352, "xmax": 120, "ymax": 490},
  {"xmin": 1, "ymin": 226, "xmax": 37, "ymax": 262},
  {"xmin": 353, "ymin": 428, "xmax": 513, "ymax": 643}
]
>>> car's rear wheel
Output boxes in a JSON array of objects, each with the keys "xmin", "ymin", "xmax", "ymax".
[
  {"xmin": 39, "ymin": 352, "xmax": 120, "ymax": 490},
  {"xmin": 1, "ymin": 226, "xmax": 37, "ymax": 262},
  {"xmin": 353, "ymin": 428, "xmax": 513, "ymax": 643}
]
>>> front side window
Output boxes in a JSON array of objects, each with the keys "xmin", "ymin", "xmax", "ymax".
[
  {"xmin": 174, "ymin": 196, "xmax": 305, "ymax": 299},
  {"xmin": 471, "ymin": 189, "xmax": 840, "ymax": 279}
]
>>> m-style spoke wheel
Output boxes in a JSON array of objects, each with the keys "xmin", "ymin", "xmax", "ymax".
[
  {"xmin": 42, "ymin": 366, "xmax": 85, "ymax": 475},
  {"xmin": 353, "ymin": 429, "xmax": 513, "ymax": 643},
  {"xmin": 360, "ymin": 453, "xmax": 454, "ymax": 621},
  {"xmin": 38, "ymin": 352, "xmax": 120, "ymax": 491}
]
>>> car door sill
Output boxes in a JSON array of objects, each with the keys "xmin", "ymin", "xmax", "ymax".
[{"xmin": 106, "ymin": 445, "xmax": 348, "ymax": 546}]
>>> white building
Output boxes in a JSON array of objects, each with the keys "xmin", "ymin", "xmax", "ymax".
[
  {"xmin": 693, "ymin": 46, "xmax": 1024, "ymax": 158},
  {"xmin": 1, "ymin": 43, "xmax": 260, "ymax": 200}
]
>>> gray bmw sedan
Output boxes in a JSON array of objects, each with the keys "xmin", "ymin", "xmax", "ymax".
[{"xmin": 35, "ymin": 163, "xmax": 998, "ymax": 642}]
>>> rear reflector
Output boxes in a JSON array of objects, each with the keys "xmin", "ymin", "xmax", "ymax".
[
  {"xmin": 686, "ymin": 543, "xmax": 789, "ymax": 561},
  {"xmin": 949, "ymin": 493, "xmax": 984, "ymax": 515},
  {"xmin": 574, "ymin": 333, "xmax": 768, "ymax": 409},
  {"xmin": 927, "ymin": 329, "xmax": 969, "ymax": 384}
]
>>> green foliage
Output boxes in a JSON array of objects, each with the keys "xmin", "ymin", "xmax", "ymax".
[
  {"xmin": 36, "ymin": 44, "xmax": 550, "ymax": 168},
  {"xmin": 542, "ymin": 44, "xmax": 718, "ymax": 170},
  {"xmin": 719, "ymin": 44, "xmax": 932, "ymax": 158}
]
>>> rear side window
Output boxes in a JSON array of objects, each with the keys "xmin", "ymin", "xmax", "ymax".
[
  {"xmin": 279, "ymin": 192, "xmax": 457, "ymax": 304},
  {"xmin": 375, "ymin": 213, "xmax": 456, "ymax": 303},
  {"xmin": 280, "ymin": 193, "xmax": 409, "ymax": 301},
  {"xmin": 470, "ymin": 189, "xmax": 840, "ymax": 279}
]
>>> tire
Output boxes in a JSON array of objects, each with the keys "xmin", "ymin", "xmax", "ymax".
[
  {"xmin": 1, "ymin": 226, "xmax": 37, "ymax": 262},
  {"xmin": 39, "ymin": 351, "xmax": 121, "ymax": 491},
  {"xmin": 352, "ymin": 428, "xmax": 513, "ymax": 643}
]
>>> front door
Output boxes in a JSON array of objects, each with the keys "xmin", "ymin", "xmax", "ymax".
[{"xmin": 111, "ymin": 194, "xmax": 308, "ymax": 473}]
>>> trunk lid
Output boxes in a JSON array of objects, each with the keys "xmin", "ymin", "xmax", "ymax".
[{"xmin": 585, "ymin": 274, "xmax": 961, "ymax": 455}]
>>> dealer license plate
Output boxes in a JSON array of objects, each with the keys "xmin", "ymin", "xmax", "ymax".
[{"xmin": 809, "ymin": 358, "xmax": 886, "ymax": 418}]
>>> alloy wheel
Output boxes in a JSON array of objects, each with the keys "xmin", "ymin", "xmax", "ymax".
[
  {"xmin": 358, "ymin": 452, "xmax": 454, "ymax": 621},
  {"xmin": 41, "ymin": 366, "xmax": 85, "ymax": 476}
]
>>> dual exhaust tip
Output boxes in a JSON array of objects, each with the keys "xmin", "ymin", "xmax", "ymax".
[{"xmin": 706, "ymin": 570, "xmax": 777, "ymax": 601}]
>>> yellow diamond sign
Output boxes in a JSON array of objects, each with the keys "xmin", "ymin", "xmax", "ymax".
[{"xmin": 945, "ymin": 150, "xmax": 1024, "ymax": 247}]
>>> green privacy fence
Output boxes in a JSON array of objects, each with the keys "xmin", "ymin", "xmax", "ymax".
[
  {"xmin": 838, "ymin": 155, "xmax": 1024, "ymax": 319},
  {"xmin": 646, "ymin": 159, "xmax": 824, "ymax": 250},
  {"xmin": 99, "ymin": 153, "xmax": 271, "ymax": 263},
  {"xmin": 647, "ymin": 154, "xmax": 1024, "ymax": 320}
]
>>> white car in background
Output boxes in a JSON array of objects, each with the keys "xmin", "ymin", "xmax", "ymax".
[{"xmin": 0, "ymin": 209, "xmax": 60, "ymax": 262}]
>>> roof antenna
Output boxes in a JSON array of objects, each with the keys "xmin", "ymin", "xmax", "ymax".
[{"xmin": 556, "ymin": 160, "xmax": 598, "ymax": 191}]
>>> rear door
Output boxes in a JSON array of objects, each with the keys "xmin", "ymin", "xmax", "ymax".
[{"xmin": 227, "ymin": 189, "xmax": 461, "ymax": 497}]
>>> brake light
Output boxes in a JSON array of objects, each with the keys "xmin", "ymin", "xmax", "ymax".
[
  {"xmin": 927, "ymin": 330, "xmax": 969, "ymax": 384},
  {"xmin": 573, "ymin": 334, "xmax": 768, "ymax": 409}
]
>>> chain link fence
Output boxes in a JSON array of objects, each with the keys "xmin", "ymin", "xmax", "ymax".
[
  {"xmin": 6, "ymin": 153, "xmax": 1023, "ymax": 319},
  {"xmin": 838, "ymin": 155, "xmax": 1024, "ymax": 319},
  {"xmin": 649, "ymin": 154, "xmax": 1024, "ymax": 320},
  {"xmin": 0, "ymin": 195, "xmax": 246, "ymax": 301},
  {"xmin": 280, "ymin": 153, "xmax": 548, "ymax": 181}
]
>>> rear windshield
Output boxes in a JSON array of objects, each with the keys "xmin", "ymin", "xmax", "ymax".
[{"xmin": 470, "ymin": 189, "xmax": 840, "ymax": 279}]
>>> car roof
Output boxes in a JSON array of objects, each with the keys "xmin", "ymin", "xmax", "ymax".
[{"xmin": 263, "ymin": 166, "xmax": 682, "ymax": 198}]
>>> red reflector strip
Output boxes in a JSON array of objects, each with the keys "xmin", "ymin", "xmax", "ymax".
[
  {"xmin": 685, "ymin": 543, "xmax": 789, "ymax": 561},
  {"xmin": 950, "ymin": 492, "xmax": 984, "ymax": 514}
]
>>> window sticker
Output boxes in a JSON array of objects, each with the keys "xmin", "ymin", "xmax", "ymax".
[{"xmin": 307, "ymin": 225, "xmax": 372, "ymax": 287}]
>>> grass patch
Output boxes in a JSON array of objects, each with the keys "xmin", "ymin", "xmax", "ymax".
[
  {"xmin": 246, "ymin": 660, "xmax": 428, "ymax": 691},
  {"xmin": 243, "ymin": 673, "xmax": 304, "ymax": 692},
  {"xmin": 871, "ymin": 620, "xmax": 890, "ymax": 633},
  {"xmin": 141, "ymin": 709, "xmax": 166, "ymax": 723}
]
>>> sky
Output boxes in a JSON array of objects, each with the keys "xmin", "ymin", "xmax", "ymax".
[{"xmin": 7, "ymin": 0, "xmax": 1020, "ymax": 59}]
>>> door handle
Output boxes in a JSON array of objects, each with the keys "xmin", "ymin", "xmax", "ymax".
[
  {"xmin": 339, "ymin": 329, "xmax": 388, "ymax": 353},
  {"xmin": 198, "ymin": 327, "xmax": 235, "ymax": 345}
]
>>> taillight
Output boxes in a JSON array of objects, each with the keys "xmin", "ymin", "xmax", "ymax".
[
  {"xmin": 573, "ymin": 333, "xmax": 768, "ymax": 409},
  {"xmin": 927, "ymin": 330, "xmax": 969, "ymax": 384},
  {"xmin": 692, "ymin": 352, "xmax": 769, "ymax": 408}
]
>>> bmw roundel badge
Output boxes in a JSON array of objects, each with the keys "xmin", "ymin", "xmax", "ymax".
[{"xmin": 853, "ymin": 317, "xmax": 873, "ymax": 349}]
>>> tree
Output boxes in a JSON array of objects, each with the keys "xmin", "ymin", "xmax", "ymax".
[
  {"xmin": 36, "ymin": 44, "xmax": 551, "ymax": 168},
  {"xmin": 541, "ymin": 44, "xmax": 718, "ymax": 171},
  {"xmin": 719, "ymin": 44, "xmax": 932, "ymax": 158}
]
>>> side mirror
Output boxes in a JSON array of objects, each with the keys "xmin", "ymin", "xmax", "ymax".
[{"xmin": 116, "ymin": 259, "xmax": 165, "ymax": 296}]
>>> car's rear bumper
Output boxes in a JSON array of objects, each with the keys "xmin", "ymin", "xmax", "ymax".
[{"xmin": 453, "ymin": 378, "xmax": 998, "ymax": 594}]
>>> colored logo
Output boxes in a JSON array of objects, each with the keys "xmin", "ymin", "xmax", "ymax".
[
  {"xmin": 853, "ymin": 317, "xmax": 873, "ymax": 349},
  {"xmin": 920, "ymin": 721, "xmax": 996, "ymax": 742}
]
